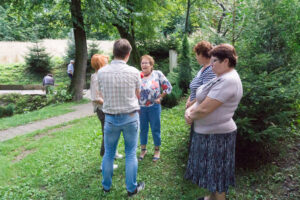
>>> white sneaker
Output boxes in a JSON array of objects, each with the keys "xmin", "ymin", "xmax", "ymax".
[
  {"xmin": 100, "ymin": 164, "xmax": 118, "ymax": 171},
  {"xmin": 115, "ymin": 153, "xmax": 123, "ymax": 159}
]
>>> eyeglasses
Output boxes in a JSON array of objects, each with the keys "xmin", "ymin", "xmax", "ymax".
[
  {"xmin": 141, "ymin": 62, "xmax": 150, "ymax": 65},
  {"xmin": 211, "ymin": 58, "xmax": 220, "ymax": 63}
]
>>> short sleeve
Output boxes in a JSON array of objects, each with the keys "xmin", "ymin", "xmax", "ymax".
[
  {"xmin": 157, "ymin": 70, "xmax": 172, "ymax": 94},
  {"xmin": 207, "ymin": 78, "xmax": 235, "ymax": 103}
]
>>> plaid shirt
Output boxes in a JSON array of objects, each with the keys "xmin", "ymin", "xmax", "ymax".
[{"xmin": 98, "ymin": 60, "xmax": 141, "ymax": 114}]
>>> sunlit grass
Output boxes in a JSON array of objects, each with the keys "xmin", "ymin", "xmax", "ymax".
[{"xmin": 0, "ymin": 100, "xmax": 299, "ymax": 199}]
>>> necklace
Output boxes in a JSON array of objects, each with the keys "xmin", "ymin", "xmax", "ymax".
[{"xmin": 143, "ymin": 72, "xmax": 151, "ymax": 77}]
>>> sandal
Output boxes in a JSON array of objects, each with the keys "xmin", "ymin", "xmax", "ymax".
[
  {"xmin": 138, "ymin": 148, "xmax": 147, "ymax": 161},
  {"xmin": 152, "ymin": 147, "xmax": 160, "ymax": 162}
]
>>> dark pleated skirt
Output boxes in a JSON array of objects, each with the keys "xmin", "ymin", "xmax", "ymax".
[{"xmin": 184, "ymin": 129, "xmax": 237, "ymax": 194}]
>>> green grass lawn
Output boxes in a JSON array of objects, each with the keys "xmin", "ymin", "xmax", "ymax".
[
  {"xmin": 0, "ymin": 101, "xmax": 299, "ymax": 199},
  {"xmin": 0, "ymin": 99, "xmax": 88, "ymax": 130}
]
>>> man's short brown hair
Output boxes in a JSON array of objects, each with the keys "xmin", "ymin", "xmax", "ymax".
[
  {"xmin": 113, "ymin": 39, "xmax": 132, "ymax": 59},
  {"xmin": 209, "ymin": 44, "xmax": 238, "ymax": 68},
  {"xmin": 193, "ymin": 41, "xmax": 213, "ymax": 58}
]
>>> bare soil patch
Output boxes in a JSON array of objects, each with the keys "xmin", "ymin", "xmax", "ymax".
[
  {"xmin": 34, "ymin": 124, "xmax": 73, "ymax": 140},
  {"xmin": 277, "ymin": 138, "xmax": 300, "ymax": 199},
  {"xmin": 12, "ymin": 149, "xmax": 36, "ymax": 163}
]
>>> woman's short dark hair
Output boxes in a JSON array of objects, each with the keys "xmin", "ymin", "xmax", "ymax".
[
  {"xmin": 209, "ymin": 44, "xmax": 238, "ymax": 68},
  {"xmin": 193, "ymin": 41, "xmax": 213, "ymax": 58},
  {"xmin": 113, "ymin": 39, "xmax": 132, "ymax": 59}
]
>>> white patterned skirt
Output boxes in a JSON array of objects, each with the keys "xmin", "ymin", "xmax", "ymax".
[{"xmin": 184, "ymin": 130, "xmax": 237, "ymax": 193}]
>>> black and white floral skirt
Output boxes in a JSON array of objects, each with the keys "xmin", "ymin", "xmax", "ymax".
[{"xmin": 184, "ymin": 130, "xmax": 237, "ymax": 194}]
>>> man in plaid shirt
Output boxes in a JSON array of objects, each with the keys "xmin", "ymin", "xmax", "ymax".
[{"xmin": 98, "ymin": 39, "xmax": 145, "ymax": 197}]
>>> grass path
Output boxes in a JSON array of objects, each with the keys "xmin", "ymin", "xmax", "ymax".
[{"xmin": 0, "ymin": 102, "xmax": 93, "ymax": 141}]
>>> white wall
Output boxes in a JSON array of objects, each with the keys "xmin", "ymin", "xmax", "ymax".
[{"xmin": 0, "ymin": 39, "xmax": 114, "ymax": 64}]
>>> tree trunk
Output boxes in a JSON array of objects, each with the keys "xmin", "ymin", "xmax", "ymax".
[
  {"xmin": 114, "ymin": 24, "xmax": 140, "ymax": 67},
  {"xmin": 185, "ymin": 0, "xmax": 191, "ymax": 34},
  {"xmin": 69, "ymin": 0, "xmax": 88, "ymax": 101}
]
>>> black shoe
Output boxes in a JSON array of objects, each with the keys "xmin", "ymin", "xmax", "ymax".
[
  {"xmin": 128, "ymin": 181, "xmax": 145, "ymax": 197},
  {"xmin": 197, "ymin": 198, "xmax": 204, "ymax": 200},
  {"xmin": 103, "ymin": 188, "xmax": 110, "ymax": 193}
]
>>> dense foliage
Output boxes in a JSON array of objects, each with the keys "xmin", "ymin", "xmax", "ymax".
[{"xmin": 232, "ymin": 0, "xmax": 300, "ymax": 147}]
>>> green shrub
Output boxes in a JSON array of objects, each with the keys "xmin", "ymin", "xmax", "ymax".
[
  {"xmin": 15, "ymin": 95, "xmax": 48, "ymax": 113},
  {"xmin": 0, "ymin": 104, "xmax": 14, "ymax": 118},
  {"xmin": 0, "ymin": 106, "xmax": 4, "ymax": 118},
  {"xmin": 235, "ymin": 67, "xmax": 299, "ymax": 143},
  {"xmin": 162, "ymin": 69, "xmax": 183, "ymax": 108},
  {"xmin": 3, "ymin": 104, "xmax": 14, "ymax": 117},
  {"xmin": 46, "ymin": 84, "xmax": 73, "ymax": 104},
  {"xmin": 25, "ymin": 41, "xmax": 52, "ymax": 76},
  {"xmin": 178, "ymin": 34, "xmax": 192, "ymax": 94},
  {"xmin": 166, "ymin": 70, "xmax": 179, "ymax": 86},
  {"xmin": 0, "ymin": 93, "xmax": 48, "ymax": 115},
  {"xmin": 155, "ymin": 59, "xmax": 170, "ymax": 77},
  {"xmin": 162, "ymin": 83, "xmax": 183, "ymax": 108}
]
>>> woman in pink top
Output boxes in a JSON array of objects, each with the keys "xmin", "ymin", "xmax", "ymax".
[{"xmin": 184, "ymin": 44, "xmax": 243, "ymax": 200}]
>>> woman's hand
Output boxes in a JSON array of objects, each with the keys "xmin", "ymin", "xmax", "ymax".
[
  {"xmin": 154, "ymin": 97, "xmax": 162, "ymax": 104},
  {"xmin": 186, "ymin": 100, "xmax": 191, "ymax": 109},
  {"xmin": 185, "ymin": 108, "xmax": 193, "ymax": 125}
]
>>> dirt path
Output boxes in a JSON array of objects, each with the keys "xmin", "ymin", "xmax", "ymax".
[{"xmin": 0, "ymin": 102, "xmax": 94, "ymax": 142}]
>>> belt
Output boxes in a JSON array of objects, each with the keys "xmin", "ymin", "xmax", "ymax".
[{"xmin": 105, "ymin": 110, "xmax": 138, "ymax": 116}]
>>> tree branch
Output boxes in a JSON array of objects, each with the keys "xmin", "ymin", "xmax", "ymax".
[{"xmin": 215, "ymin": 0, "xmax": 227, "ymax": 34}]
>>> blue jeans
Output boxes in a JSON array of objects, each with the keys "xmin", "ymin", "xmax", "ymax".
[
  {"xmin": 139, "ymin": 103, "xmax": 161, "ymax": 147},
  {"xmin": 102, "ymin": 112, "xmax": 139, "ymax": 193}
]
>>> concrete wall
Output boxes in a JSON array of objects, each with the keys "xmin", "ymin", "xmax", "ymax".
[{"xmin": 0, "ymin": 39, "xmax": 114, "ymax": 64}]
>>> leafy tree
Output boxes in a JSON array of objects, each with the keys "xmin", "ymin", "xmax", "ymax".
[{"xmin": 84, "ymin": 0, "xmax": 170, "ymax": 66}]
